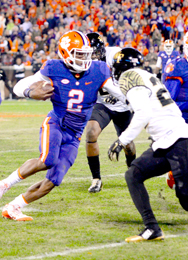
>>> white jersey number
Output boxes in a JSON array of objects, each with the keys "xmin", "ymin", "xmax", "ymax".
[{"xmin": 67, "ymin": 89, "xmax": 84, "ymax": 112}]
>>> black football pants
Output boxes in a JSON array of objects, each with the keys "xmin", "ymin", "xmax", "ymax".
[{"xmin": 125, "ymin": 138, "xmax": 188, "ymax": 227}]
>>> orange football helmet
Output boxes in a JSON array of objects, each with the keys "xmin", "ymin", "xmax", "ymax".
[
  {"xmin": 164, "ymin": 39, "xmax": 174, "ymax": 56},
  {"xmin": 58, "ymin": 30, "xmax": 93, "ymax": 72}
]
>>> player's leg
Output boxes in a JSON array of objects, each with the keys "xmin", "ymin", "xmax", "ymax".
[
  {"xmin": 86, "ymin": 103, "xmax": 112, "ymax": 192},
  {"xmin": 0, "ymin": 158, "xmax": 47, "ymax": 199},
  {"xmin": 2, "ymin": 142, "xmax": 77, "ymax": 221},
  {"xmin": 2, "ymin": 135, "xmax": 80, "ymax": 221},
  {"xmin": 25, "ymin": 135, "xmax": 80, "ymax": 202},
  {"xmin": 2, "ymin": 178, "xmax": 55, "ymax": 221},
  {"xmin": 1, "ymin": 113, "xmax": 64, "ymax": 220},
  {"xmin": 0, "ymin": 114, "xmax": 61, "ymax": 199},
  {"xmin": 125, "ymin": 147, "xmax": 170, "ymax": 242},
  {"xmin": 112, "ymin": 110, "xmax": 136, "ymax": 167},
  {"xmin": 23, "ymin": 178, "xmax": 55, "ymax": 203},
  {"xmin": 2, "ymin": 127, "xmax": 80, "ymax": 221},
  {"xmin": 166, "ymin": 138, "xmax": 188, "ymax": 211},
  {"xmin": 85, "ymin": 120, "xmax": 102, "ymax": 190}
]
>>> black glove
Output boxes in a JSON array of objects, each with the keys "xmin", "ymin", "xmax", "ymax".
[
  {"xmin": 104, "ymin": 95, "xmax": 119, "ymax": 105},
  {"xmin": 108, "ymin": 139, "xmax": 123, "ymax": 161}
]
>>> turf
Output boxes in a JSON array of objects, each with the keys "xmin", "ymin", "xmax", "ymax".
[{"xmin": 0, "ymin": 100, "xmax": 188, "ymax": 260}]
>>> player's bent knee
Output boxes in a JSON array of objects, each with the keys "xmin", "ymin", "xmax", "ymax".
[
  {"xmin": 86, "ymin": 127, "xmax": 99, "ymax": 142},
  {"xmin": 86, "ymin": 121, "xmax": 101, "ymax": 142},
  {"xmin": 43, "ymin": 157, "xmax": 59, "ymax": 169},
  {"xmin": 125, "ymin": 165, "xmax": 142, "ymax": 184},
  {"xmin": 36, "ymin": 159, "xmax": 47, "ymax": 168}
]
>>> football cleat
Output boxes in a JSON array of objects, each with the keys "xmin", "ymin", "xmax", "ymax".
[
  {"xmin": 125, "ymin": 228, "xmax": 164, "ymax": 242},
  {"xmin": 88, "ymin": 179, "xmax": 103, "ymax": 193},
  {"xmin": 166, "ymin": 171, "xmax": 175, "ymax": 190},
  {"xmin": 2, "ymin": 204, "xmax": 33, "ymax": 221},
  {"xmin": 0, "ymin": 181, "xmax": 10, "ymax": 199}
]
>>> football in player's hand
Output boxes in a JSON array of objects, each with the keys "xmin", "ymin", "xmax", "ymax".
[
  {"xmin": 28, "ymin": 81, "xmax": 54, "ymax": 100},
  {"xmin": 42, "ymin": 81, "xmax": 54, "ymax": 91},
  {"xmin": 30, "ymin": 81, "xmax": 53, "ymax": 91}
]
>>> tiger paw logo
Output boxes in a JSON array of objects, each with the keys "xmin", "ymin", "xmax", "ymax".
[
  {"xmin": 60, "ymin": 36, "xmax": 71, "ymax": 48},
  {"xmin": 165, "ymin": 63, "xmax": 174, "ymax": 73}
]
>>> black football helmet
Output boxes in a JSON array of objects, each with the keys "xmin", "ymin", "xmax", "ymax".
[
  {"xmin": 111, "ymin": 47, "xmax": 144, "ymax": 81},
  {"xmin": 86, "ymin": 32, "xmax": 106, "ymax": 61}
]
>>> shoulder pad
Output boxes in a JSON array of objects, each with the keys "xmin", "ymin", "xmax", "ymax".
[{"xmin": 119, "ymin": 70, "xmax": 145, "ymax": 96}]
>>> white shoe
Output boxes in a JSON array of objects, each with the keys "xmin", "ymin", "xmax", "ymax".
[
  {"xmin": 2, "ymin": 204, "xmax": 33, "ymax": 221},
  {"xmin": 0, "ymin": 181, "xmax": 10, "ymax": 199},
  {"xmin": 88, "ymin": 179, "xmax": 103, "ymax": 193}
]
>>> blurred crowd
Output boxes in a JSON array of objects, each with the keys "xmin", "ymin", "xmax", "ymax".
[{"xmin": 0, "ymin": 0, "xmax": 187, "ymax": 69}]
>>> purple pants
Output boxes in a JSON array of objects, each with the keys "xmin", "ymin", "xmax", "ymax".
[{"xmin": 39, "ymin": 111, "xmax": 80, "ymax": 186}]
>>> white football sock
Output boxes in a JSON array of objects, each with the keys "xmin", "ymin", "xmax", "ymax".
[
  {"xmin": 3, "ymin": 169, "xmax": 23, "ymax": 187},
  {"xmin": 9, "ymin": 194, "xmax": 28, "ymax": 208}
]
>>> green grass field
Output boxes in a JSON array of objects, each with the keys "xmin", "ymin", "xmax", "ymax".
[{"xmin": 0, "ymin": 100, "xmax": 188, "ymax": 260}]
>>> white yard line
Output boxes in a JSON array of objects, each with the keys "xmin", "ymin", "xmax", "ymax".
[
  {"xmin": 13, "ymin": 232, "xmax": 188, "ymax": 260},
  {"xmin": 1, "ymin": 101, "xmax": 51, "ymax": 106},
  {"xmin": 0, "ymin": 149, "xmax": 38, "ymax": 153},
  {"xmin": 0, "ymin": 207, "xmax": 48, "ymax": 212},
  {"xmin": 0, "ymin": 128, "xmax": 39, "ymax": 134}
]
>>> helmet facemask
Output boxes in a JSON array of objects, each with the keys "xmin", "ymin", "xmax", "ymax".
[
  {"xmin": 164, "ymin": 40, "xmax": 174, "ymax": 56},
  {"xmin": 92, "ymin": 47, "xmax": 104, "ymax": 60},
  {"xmin": 59, "ymin": 47, "xmax": 93, "ymax": 73},
  {"xmin": 67, "ymin": 47, "xmax": 93, "ymax": 72}
]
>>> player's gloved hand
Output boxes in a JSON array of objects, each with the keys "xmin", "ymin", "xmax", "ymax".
[
  {"xmin": 108, "ymin": 139, "xmax": 123, "ymax": 161},
  {"xmin": 104, "ymin": 95, "xmax": 119, "ymax": 105}
]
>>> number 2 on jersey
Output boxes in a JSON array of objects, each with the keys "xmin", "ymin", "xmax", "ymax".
[
  {"xmin": 67, "ymin": 89, "xmax": 84, "ymax": 112},
  {"xmin": 150, "ymin": 76, "xmax": 173, "ymax": 107}
]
